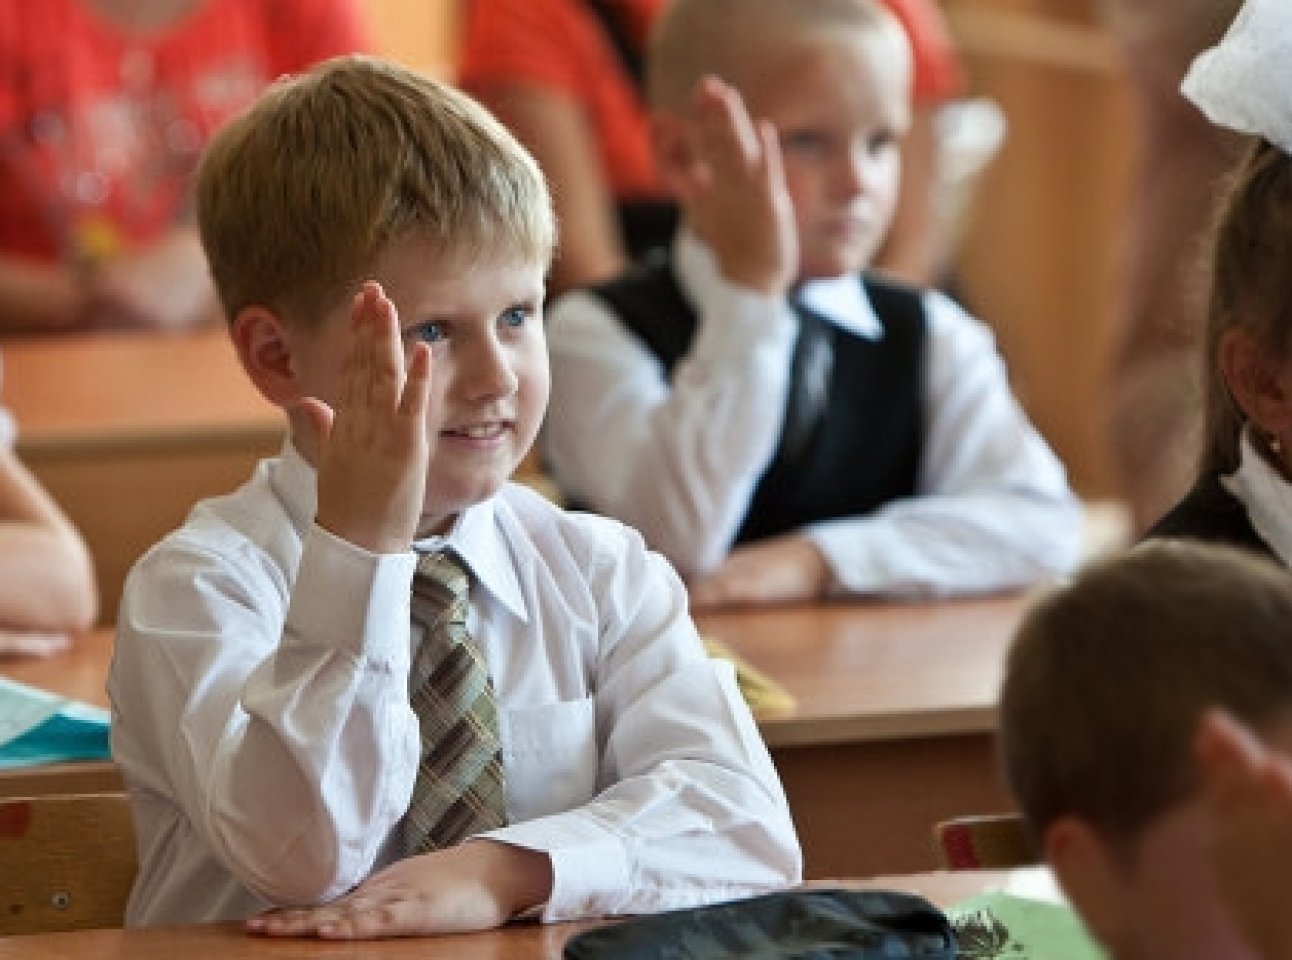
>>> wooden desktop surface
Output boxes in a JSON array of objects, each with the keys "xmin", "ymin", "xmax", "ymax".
[
  {"xmin": 0, "ymin": 867, "xmax": 1058, "ymax": 957},
  {"xmin": 0, "ymin": 593, "xmax": 1027, "ymax": 877}
]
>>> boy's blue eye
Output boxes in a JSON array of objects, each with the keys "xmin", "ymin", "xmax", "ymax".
[
  {"xmin": 500, "ymin": 306, "xmax": 529, "ymax": 329},
  {"xmin": 408, "ymin": 322, "xmax": 445, "ymax": 344},
  {"xmin": 868, "ymin": 130, "xmax": 896, "ymax": 154}
]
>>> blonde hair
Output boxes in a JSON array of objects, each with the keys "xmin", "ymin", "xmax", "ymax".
[
  {"xmin": 646, "ymin": 0, "xmax": 902, "ymax": 110},
  {"xmin": 1200, "ymin": 139, "xmax": 1292, "ymax": 476},
  {"xmin": 999, "ymin": 540, "xmax": 1292, "ymax": 849},
  {"xmin": 198, "ymin": 54, "xmax": 555, "ymax": 327}
]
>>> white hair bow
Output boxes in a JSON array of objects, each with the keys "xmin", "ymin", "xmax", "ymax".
[{"xmin": 1180, "ymin": 0, "xmax": 1292, "ymax": 154}]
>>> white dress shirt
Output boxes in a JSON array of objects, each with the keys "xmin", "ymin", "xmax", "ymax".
[
  {"xmin": 110, "ymin": 443, "xmax": 800, "ymax": 927},
  {"xmin": 545, "ymin": 230, "xmax": 1082, "ymax": 598},
  {"xmin": 1222, "ymin": 428, "xmax": 1292, "ymax": 565}
]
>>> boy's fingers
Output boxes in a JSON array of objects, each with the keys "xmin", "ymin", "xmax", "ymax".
[
  {"xmin": 758, "ymin": 120, "xmax": 786, "ymax": 194},
  {"xmin": 694, "ymin": 78, "xmax": 758, "ymax": 179},
  {"xmin": 367, "ymin": 286, "xmax": 407, "ymax": 410},
  {"xmin": 1198, "ymin": 708, "xmax": 1265, "ymax": 773},
  {"xmin": 338, "ymin": 290, "xmax": 373, "ymax": 413},
  {"xmin": 399, "ymin": 341, "xmax": 433, "ymax": 420},
  {"xmin": 286, "ymin": 397, "xmax": 335, "ymax": 457}
]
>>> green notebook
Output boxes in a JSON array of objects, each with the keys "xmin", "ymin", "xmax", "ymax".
[
  {"xmin": 0, "ymin": 675, "xmax": 110, "ymax": 767},
  {"xmin": 948, "ymin": 892, "xmax": 1106, "ymax": 960}
]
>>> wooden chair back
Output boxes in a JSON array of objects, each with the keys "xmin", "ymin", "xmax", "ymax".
[
  {"xmin": 933, "ymin": 812, "xmax": 1038, "ymax": 870},
  {"xmin": 0, "ymin": 792, "xmax": 137, "ymax": 934}
]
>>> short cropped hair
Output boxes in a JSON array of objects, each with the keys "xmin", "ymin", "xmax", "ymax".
[
  {"xmin": 198, "ymin": 54, "xmax": 555, "ymax": 328},
  {"xmin": 999, "ymin": 540, "xmax": 1292, "ymax": 849},
  {"xmin": 647, "ymin": 0, "xmax": 902, "ymax": 110}
]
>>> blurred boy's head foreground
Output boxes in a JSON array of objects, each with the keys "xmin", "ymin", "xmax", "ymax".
[
  {"xmin": 647, "ymin": 0, "xmax": 912, "ymax": 283},
  {"xmin": 1000, "ymin": 540, "xmax": 1292, "ymax": 960}
]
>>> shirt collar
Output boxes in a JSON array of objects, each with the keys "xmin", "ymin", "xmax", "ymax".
[
  {"xmin": 412, "ymin": 496, "xmax": 529, "ymax": 623},
  {"xmin": 271, "ymin": 438, "xmax": 321, "ymax": 536},
  {"xmin": 672, "ymin": 227, "xmax": 883, "ymax": 339},
  {"xmin": 1223, "ymin": 426, "xmax": 1292, "ymax": 565}
]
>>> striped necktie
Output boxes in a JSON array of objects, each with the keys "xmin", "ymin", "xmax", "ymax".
[{"xmin": 402, "ymin": 550, "xmax": 506, "ymax": 854}]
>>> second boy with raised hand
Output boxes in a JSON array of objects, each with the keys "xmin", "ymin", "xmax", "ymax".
[
  {"xmin": 109, "ymin": 55, "xmax": 799, "ymax": 938},
  {"xmin": 544, "ymin": 0, "xmax": 1080, "ymax": 608}
]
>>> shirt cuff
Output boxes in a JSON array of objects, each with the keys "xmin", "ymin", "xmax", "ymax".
[
  {"xmin": 687, "ymin": 279, "xmax": 798, "ymax": 370},
  {"xmin": 284, "ymin": 524, "xmax": 417, "ymax": 669},
  {"xmin": 484, "ymin": 816, "xmax": 630, "ymax": 923}
]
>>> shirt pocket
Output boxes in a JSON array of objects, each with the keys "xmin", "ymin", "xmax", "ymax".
[{"xmin": 500, "ymin": 697, "xmax": 597, "ymax": 822}]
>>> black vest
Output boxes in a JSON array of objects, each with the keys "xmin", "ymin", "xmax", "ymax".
[
  {"xmin": 589, "ymin": 254, "xmax": 927, "ymax": 544},
  {"xmin": 1146, "ymin": 473, "xmax": 1278, "ymax": 561}
]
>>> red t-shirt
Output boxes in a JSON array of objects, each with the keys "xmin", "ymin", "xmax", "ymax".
[
  {"xmin": 0, "ymin": 0, "xmax": 370, "ymax": 262},
  {"xmin": 457, "ymin": 0, "xmax": 965, "ymax": 202}
]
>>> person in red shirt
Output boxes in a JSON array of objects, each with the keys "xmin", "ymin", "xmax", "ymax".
[
  {"xmin": 458, "ymin": 0, "xmax": 963, "ymax": 296},
  {"xmin": 0, "ymin": 0, "xmax": 371, "ymax": 333}
]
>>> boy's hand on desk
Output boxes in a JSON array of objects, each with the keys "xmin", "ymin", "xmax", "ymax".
[
  {"xmin": 688, "ymin": 535, "xmax": 829, "ymax": 609},
  {"xmin": 0, "ymin": 629, "xmax": 71, "ymax": 658},
  {"xmin": 294, "ymin": 283, "xmax": 433, "ymax": 555},
  {"xmin": 247, "ymin": 840, "xmax": 553, "ymax": 939},
  {"xmin": 681, "ymin": 75, "xmax": 797, "ymax": 297}
]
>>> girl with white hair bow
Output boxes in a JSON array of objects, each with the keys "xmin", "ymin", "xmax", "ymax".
[{"xmin": 1148, "ymin": 0, "xmax": 1292, "ymax": 566}]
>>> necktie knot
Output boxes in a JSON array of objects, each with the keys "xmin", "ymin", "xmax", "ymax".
[{"xmin": 413, "ymin": 550, "xmax": 470, "ymax": 628}]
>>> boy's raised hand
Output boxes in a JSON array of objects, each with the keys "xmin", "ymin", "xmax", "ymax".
[
  {"xmin": 679, "ymin": 75, "xmax": 797, "ymax": 298},
  {"xmin": 1197, "ymin": 708, "xmax": 1292, "ymax": 960},
  {"xmin": 290, "ymin": 283, "xmax": 433, "ymax": 555}
]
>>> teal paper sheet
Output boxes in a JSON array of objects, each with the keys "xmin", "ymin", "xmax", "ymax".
[
  {"xmin": 0, "ymin": 675, "xmax": 110, "ymax": 767},
  {"xmin": 948, "ymin": 892, "xmax": 1107, "ymax": 960}
]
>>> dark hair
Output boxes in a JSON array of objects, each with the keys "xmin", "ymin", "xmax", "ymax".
[
  {"xmin": 1200, "ymin": 139, "xmax": 1292, "ymax": 477},
  {"xmin": 1000, "ymin": 540, "xmax": 1292, "ymax": 848}
]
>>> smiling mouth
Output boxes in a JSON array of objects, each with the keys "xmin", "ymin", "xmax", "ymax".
[{"xmin": 444, "ymin": 422, "xmax": 511, "ymax": 440}]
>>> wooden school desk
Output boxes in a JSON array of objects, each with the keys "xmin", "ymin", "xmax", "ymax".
[
  {"xmin": 695, "ymin": 593, "xmax": 1026, "ymax": 879},
  {"xmin": 2, "ymin": 329, "xmax": 283, "ymax": 624},
  {"xmin": 1, "ymin": 594, "xmax": 1026, "ymax": 876},
  {"xmin": 0, "ymin": 867, "xmax": 1059, "ymax": 957}
]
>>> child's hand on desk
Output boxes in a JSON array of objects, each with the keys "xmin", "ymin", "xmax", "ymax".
[
  {"xmin": 1197, "ymin": 709, "xmax": 1292, "ymax": 960},
  {"xmin": 247, "ymin": 840, "xmax": 553, "ymax": 939},
  {"xmin": 679, "ymin": 75, "xmax": 797, "ymax": 298},
  {"xmin": 0, "ymin": 629, "xmax": 71, "ymax": 658},
  {"xmin": 688, "ymin": 534, "xmax": 829, "ymax": 609},
  {"xmin": 292, "ymin": 283, "xmax": 433, "ymax": 554}
]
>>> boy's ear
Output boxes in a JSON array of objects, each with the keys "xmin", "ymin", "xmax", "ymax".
[
  {"xmin": 1045, "ymin": 816, "xmax": 1127, "ymax": 951},
  {"xmin": 230, "ymin": 305, "xmax": 302, "ymax": 410},
  {"xmin": 1219, "ymin": 327, "xmax": 1292, "ymax": 437},
  {"xmin": 649, "ymin": 111, "xmax": 698, "ymax": 199}
]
